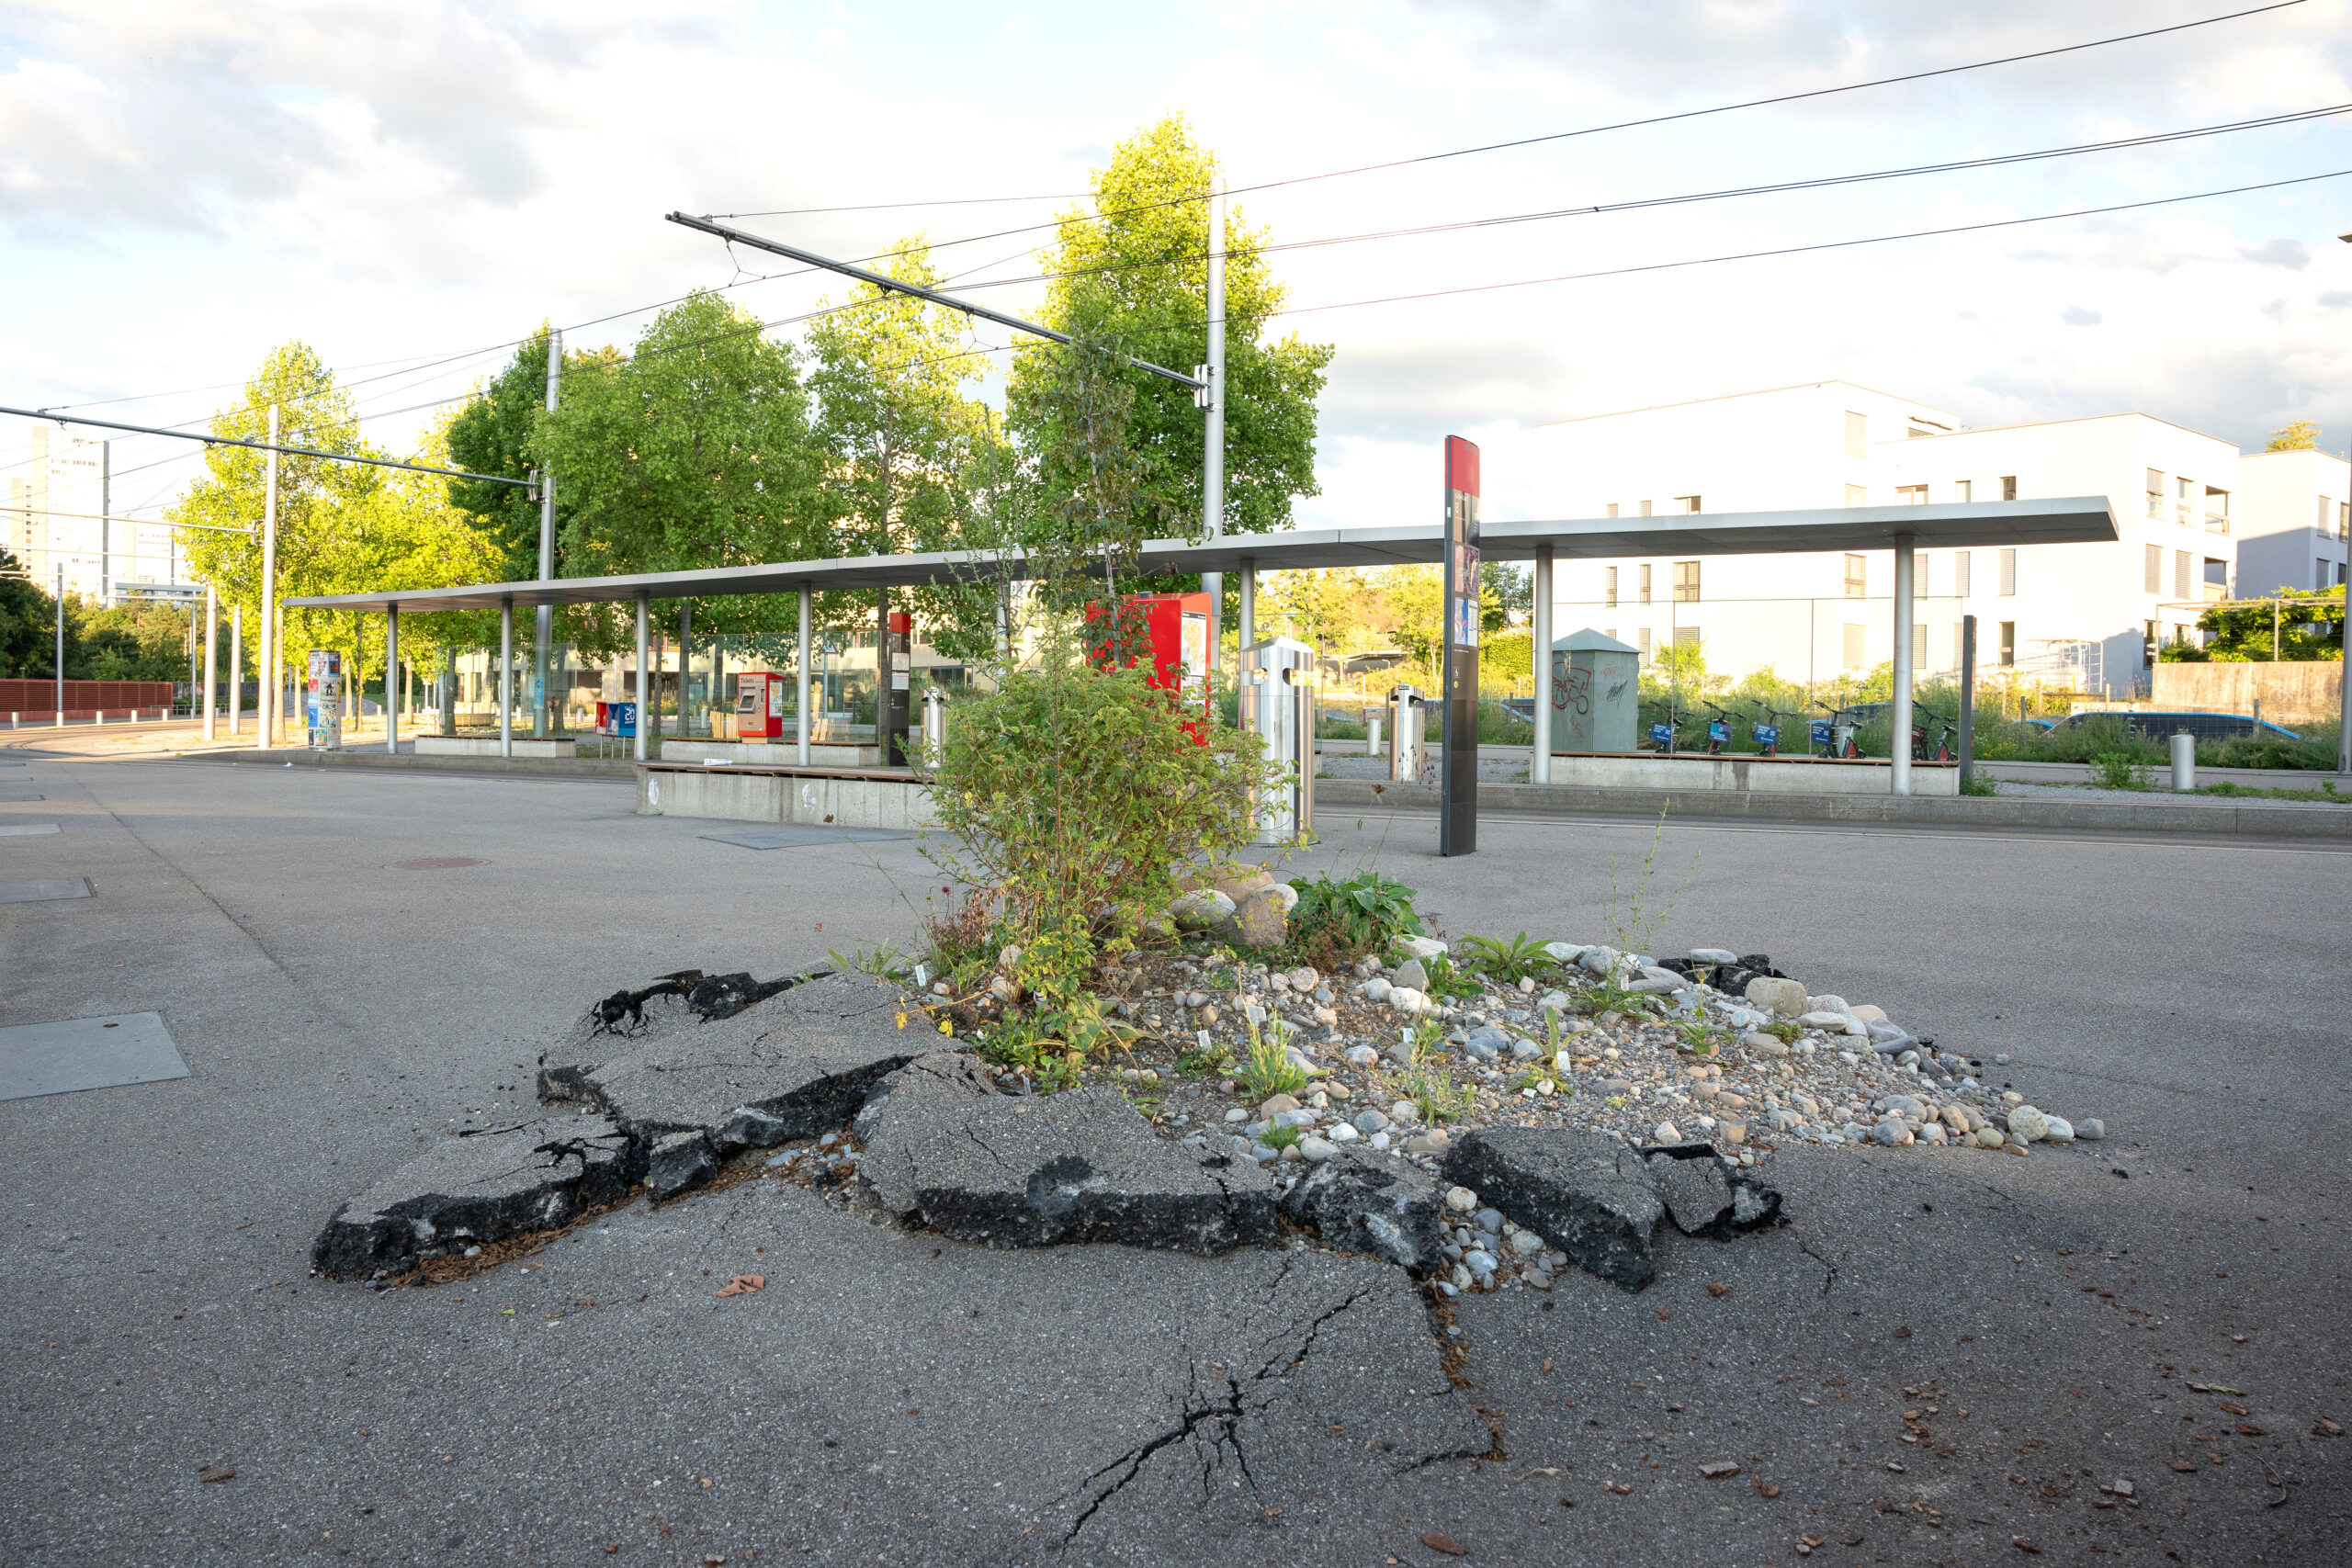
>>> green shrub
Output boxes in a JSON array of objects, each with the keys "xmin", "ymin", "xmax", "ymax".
[
  {"xmin": 2088, "ymin": 752, "xmax": 2154, "ymax": 790},
  {"xmin": 927, "ymin": 631, "xmax": 1270, "ymax": 1006},
  {"xmin": 1455, "ymin": 931, "xmax": 1555, "ymax": 984},
  {"xmin": 1286, "ymin": 870, "xmax": 1424, "ymax": 964}
]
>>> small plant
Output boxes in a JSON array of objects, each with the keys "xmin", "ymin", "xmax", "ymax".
[
  {"xmin": 1238, "ymin": 1022, "xmax": 1309, "ymax": 1101},
  {"xmin": 829, "ymin": 942, "xmax": 914, "ymax": 981},
  {"xmin": 1507, "ymin": 1068, "xmax": 1553, "ymax": 1095},
  {"xmin": 1763, "ymin": 1018, "xmax": 1802, "ymax": 1046},
  {"xmin": 1261, "ymin": 1123, "xmax": 1304, "ymax": 1151},
  {"xmin": 1175, "ymin": 1032, "xmax": 1235, "ymax": 1077},
  {"xmin": 1958, "ymin": 772, "xmax": 2000, "ymax": 797},
  {"xmin": 2088, "ymin": 752, "xmax": 2154, "ymax": 791},
  {"xmin": 1402, "ymin": 1043, "xmax": 1475, "ymax": 1123},
  {"xmin": 1578, "ymin": 976, "xmax": 1660, "ymax": 1021},
  {"xmin": 1675, "ymin": 1021, "xmax": 1728, "ymax": 1057},
  {"xmin": 1285, "ymin": 870, "xmax": 1426, "ymax": 964},
  {"xmin": 1454, "ymin": 931, "xmax": 1556, "ymax": 985},
  {"xmin": 1601, "ymin": 807, "xmax": 1698, "ymax": 957},
  {"xmin": 1421, "ymin": 954, "xmax": 1482, "ymax": 1001}
]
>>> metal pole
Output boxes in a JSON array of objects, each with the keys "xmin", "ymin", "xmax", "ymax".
[
  {"xmin": 537, "ymin": 328, "xmax": 560, "ymax": 738},
  {"xmin": 385, "ymin": 604, "xmax": 400, "ymax": 754},
  {"xmin": 634, "ymin": 591, "xmax": 650, "ymax": 763},
  {"xmin": 99, "ymin": 440, "xmax": 110, "ymax": 610},
  {"xmin": 797, "ymin": 583, "xmax": 812, "ymax": 766},
  {"xmin": 1532, "ymin": 546, "xmax": 1554, "ymax": 784},
  {"xmin": 498, "ymin": 599, "xmax": 513, "ymax": 760},
  {"xmin": 260, "ymin": 404, "xmax": 279, "ymax": 749},
  {"xmin": 1891, "ymin": 533, "xmax": 1915, "ymax": 796},
  {"xmin": 203, "ymin": 585, "xmax": 217, "ymax": 741},
  {"xmin": 679, "ymin": 601, "xmax": 693, "ymax": 739},
  {"xmin": 1238, "ymin": 560, "xmax": 1255, "ymax": 649},
  {"xmin": 53, "ymin": 563, "xmax": 63, "ymax": 725},
  {"xmin": 1202, "ymin": 175, "xmax": 1226, "ymax": 686},
  {"xmin": 1958, "ymin": 614, "xmax": 1977, "ymax": 792},
  {"xmin": 2340, "ymin": 578, "xmax": 2351, "ymax": 777},
  {"xmin": 230, "ymin": 606, "xmax": 242, "ymax": 737}
]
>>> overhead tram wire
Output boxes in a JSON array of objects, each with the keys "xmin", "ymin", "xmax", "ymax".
[{"xmin": 707, "ymin": 2, "xmax": 2314, "ymax": 240}]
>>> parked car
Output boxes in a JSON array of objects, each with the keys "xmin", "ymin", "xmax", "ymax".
[{"xmin": 2047, "ymin": 710, "xmax": 2301, "ymax": 744}]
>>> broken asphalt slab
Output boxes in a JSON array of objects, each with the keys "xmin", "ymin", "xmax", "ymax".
[
  {"xmin": 860, "ymin": 1074, "xmax": 1280, "ymax": 1255},
  {"xmin": 1443, "ymin": 1126, "xmax": 1668, "ymax": 1292},
  {"xmin": 1279, "ymin": 1148, "xmax": 1445, "ymax": 1269},
  {"xmin": 1641, "ymin": 1140, "xmax": 1784, "ymax": 1237},
  {"xmin": 310, "ymin": 1112, "xmax": 639, "ymax": 1278}
]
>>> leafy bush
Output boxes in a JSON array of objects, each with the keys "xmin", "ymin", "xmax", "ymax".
[
  {"xmin": 2202, "ymin": 721, "xmax": 2338, "ymax": 772},
  {"xmin": 1285, "ymin": 870, "xmax": 1425, "ymax": 964},
  {"xmin": 1238, "ymin": 1023, "xmax": 1308, "ymax": 1100},
  {"xmin": 927, "ymin": 634, "xmax": 1269, "ymax": 1006},
  {"xmin": 2088, "ymin": 752, "xmax": 2154, "ymax": 791},
  {"xmin": 1455, "ymin": 931, "xmax": 1555, "ymax": 984}
]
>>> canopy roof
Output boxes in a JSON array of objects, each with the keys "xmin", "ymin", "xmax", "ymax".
[{"xmin": 285, "ymin": 498, "xmax": 2116, "ymax": 614}]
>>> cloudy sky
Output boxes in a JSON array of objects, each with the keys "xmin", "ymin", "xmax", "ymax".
[{"xmin": 3, "ymin": 0, "xmax": 2348, "ymax": 532}]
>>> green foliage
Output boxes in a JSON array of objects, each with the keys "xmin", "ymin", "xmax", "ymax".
[
  {"xmin": 1959, "ymin": 771, "xmax": 2001, "ymax": 796},
  {"xmin": 2088, "ymin": 752, "xmax": 2154, "ymax": 791},
  {"xmin": 1261, "ymin": 1123, "xmax": 1303, "ymax": 1151},
  {"xmin": 1454, "ymin": 931, "xmax": 1555, "ymax": 985},
  {"xmin": 0, "ymin": 547, "xmax": 55, "ymax": 678},
  {"xmin": 828, "ymin": 942, "xmax": 913, "ymax": 980},
  {"xmin": 1401, "ymin": 1043, "xmax": 1475, "ymax": 1123},
  {"xmin": 1578, "ymin": 976, "xmax": 1661, "ymax": 1022},
  {"xmin": 1011, "ymin": 113, "xmax": 1332, "ymax": 544},
  {"xmin": 2267, "ymin": 420, "xmax": 2321, "ymax": 452},
  {"xmin": 1237, "ymin": 1024, "xmax": 1308, "ymax": 1100},
  {"xmin": 62, "ymin": 597, "xmax": 193, "ymax": 682},
  {"xmin": 927, "ymin": 628, "xmax": 1268, "ymax": 979},
  {"xmin": 2178, "ymin": 586, "xmax": 2346, "ymax": 662},
  {"xmin": 1674, "ymin": 1021, "xmax": 1728, "ymax": 1057},
  {"xmin": 2203, "ymin": 722, "xmax": 2338, "ymax": 771},
  {"xmin": 445, "ymin": 325, "xmax": 573, "ymax": 582},
  {"xmin": 1284, "ymin": 871, "xmax": 1424, "ymax": 963},
  {"xmin": 1175, "ymin": 1034, "xmax": 1235, "ymax": 1077},
  {"xmin": 1762, "ymin": 1018, "xmax": 1802, "ymax": 1046},
  {"xmin": 1420, "ymin": 954, "xmax": 1481, "ymax": 1001},
  {"xmin": 2203, "ymin": 779, "xmax": 2345, "ymax": 802}
]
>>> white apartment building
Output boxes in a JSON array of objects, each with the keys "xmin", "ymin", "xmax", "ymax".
[
  {"xmin": 5, "ymin": 430, "xmax": 187, "ymax": 604},
  {"xmin": 1525, "ymin": 382, "xmax": 2259, "ymax": 697},
  {"xmin": 2234, "ymin": 446, "xmax": 2349, "ymax": 596}
]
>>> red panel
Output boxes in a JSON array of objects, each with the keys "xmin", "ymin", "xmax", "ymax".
[{"xmin": 1445, "ymin": 434, "xmax": 1480, "ymax": 498}]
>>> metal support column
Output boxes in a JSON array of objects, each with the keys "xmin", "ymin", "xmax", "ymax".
[
  {"xmin": 1238, "ymin": 560, "xmax": 1255, "ymax": 649},
  {"xmin": 1958, "ymin": 614, "xmax": 1977, "ymax": 793},
  {"xmin": 634, "ymin": 591, "xmax": 650, "ymax": 763},
  {"xmin": 1202, "ymin": 175, "xmax": 1226, "ymax": 685},
  {"xmin": 536, "ymin": 327, "xmax": 560, "ymax": 738},
  {"xmin": 385, "ymin": 604, "xmax": 400, "ymax": 754},
  {"xmin": 1891, "ymin": 533, "xmax": 1915, "ymax": 796},
  {"xmin": 797, "ymin": 584, "xmax": 812, "ymax": 766},
  {"xmin": 678, "ymin": 602, "xmax": 693, "ymax": 738},
  {"xmin": 202, "ymin": 585, "xmax": 217, "ymax": 741},
  {"xmin": 229, "ymin": 607, "xmax": 242, "ymax": 737},
  {"xmin": 498, "ymin": 599, "xmax": 513, "ymax": 760},
  {"xmin": 259, "ymin": 404, "xmax": 279, "ymax": 748},
  {"xmin": 1531, "ymin": 547, "xmax": 1554, "ymax": 784}
]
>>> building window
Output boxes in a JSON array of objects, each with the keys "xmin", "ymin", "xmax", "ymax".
[
  {"xmin": 1911, "ymin": 624, "xmax": 1927, "ymax": 669},
  {"xmin": 2177, "ymin": 476, "xmax": 2195, "ymax": 526},
  {"xmin": 1998, "ymin": 621, "xmax": 2016, "ymax": 666},
  {"xmin": 1845, "ymin": 411, "xmax": 1868, "ymax": 458},
  {"xmin": 1841, "ymin": 624, "xmax": 1865, "ymax": 671},
  {"xmin": 2322, "ymin": 497, "xmax": 2336, "ymax": 536},
  {"xmin": 1672, "ymin": 560, "xmax": 1702, "ymax": 603},
  {"xmin": 2145, "ymin": 469, "xmax": 2165, "ymax": 519},
  {"xmin": 1636, "ymin": 627, "xmax": 1652, "ymax": 662},
  {"xmin": 1638, "ymin": 564, "xmax": 1652, "ymax": 604},
  {"xmin": 1606, "ymin": 502, "xmax": 1619, "ymax": 519},
  {"xmin": 1955, "ymin": 479, "xmax": 1973, "ymax": 502},
  {"xmin": 2001, "ymin": 476, "xmax": 2018, "ymax": 502},
  {"xmin": 2206, "ymin": 485, "xmax": 2229, "ymax": 534},
  {"xmin": 2204, "ymin": 558, "xmax": 2227, "ymax": 597},
  {"xmin": 2174, "ymin": 549, "xmax": 2190, "ymax": 602},
  {"xmin": 1844, "ymin": 553, "xmax": 1867, "ymax": 597},
  {"xmin": 1954, "ymin": 549, "xmax": 1972, "ymax": 598},
  {"xmin": 1639, "ymin": 500, "xmax": 1654, "ymax": 517},
  {"xmin": 1999, "ymin": 547, "xmax": 2017, "ymax": 596},
  {"xmin": 1604, "ymin": 566, "xmax": 1618, "ymax": 607},
  {"xmin": 1675, "ymin": 495, "xmax": 1702, "ymax": 514},
  {"xmin": 1674, "ymin": 626, "xmax": 1699, "ymax": 649},
  {"xmin": 2144, "ymin": 543, "xmax": 2163, "ymax": 594},
  {"xmin": 2339, "ymin": 500, "xmax": 2349, "ymax": 537},
  {"xmin": 2324, "ymin": 559, "xmax": 2333, "ymax": 592},
  {"xmin": 1603, "ymin": 627, "xmax": 1616, "ymax": 643},
  {"xmin": 1845, "ymin": 484, "xmax": 1868, "ymax": 507},
  {"xmin": 1896, "ymin": 484, "xmax": 1928, "ymax": 504}
]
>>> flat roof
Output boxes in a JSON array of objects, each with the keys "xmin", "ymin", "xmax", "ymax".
[
  {"xmin": 284, "ymin": 497, "xmax": 2117, "ymax": 614},
  {"xmin": 1533, "ymin": 378, "xmax": 1960, "ymax": 429}
]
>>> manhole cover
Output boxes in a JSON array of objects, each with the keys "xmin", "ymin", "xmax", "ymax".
[{"xmin": 388, "ymin": 857, "xmax": 487, "ymax": 871}]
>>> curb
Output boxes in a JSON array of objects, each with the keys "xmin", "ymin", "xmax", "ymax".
[
  {"xmin": 188, "ymin": 749, "xmax": 639, "ymax": 779},
  {"xmin": 1313, "ymin": 778, "xmax": 2352, "ymax": 840}
]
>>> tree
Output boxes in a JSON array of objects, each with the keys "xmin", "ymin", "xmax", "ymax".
[
  {"xmin": 445, "ymin": 325, "xmax": 580, "ymax": 582},
  {"xmin": 1009, "ymin": 114, "xmax": 1332, "ymax": 549},
  {"xmin": 2168, "ymin": 583, "xmax": 2346, "ymax": 660},
  {"xmin": 0, "ymin": 547, "xmax": 60, "ymax": 678},
  {"xmin": 2266, "ymin": 420, "xmax": 2321, "ymax": 452},
  {"xmin": 537, "ymin": 292, "xmax": 828, "ymax": 653}
]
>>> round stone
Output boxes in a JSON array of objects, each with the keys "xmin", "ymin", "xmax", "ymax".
[
  {"xmin": 1653, "ymin": 1122, "xmax": 1682, "ymax": 1144},
  {"xmin": 1974, "ymin": 1127, "xmax": 2006, "ymax": 1148},
  {"xmin": 1299, "ymin": 1136, "xmax": 1340, "ymax": 1162},
  {"xmin": 1352, "ymin": 1110, "xmax": 1390, "ymax": 1134},
  {"xmin": 1224, "ymin": 1108, "xmax": 1249, "ymax": 1123},
  {"xmin": 1444, "ymin": 1185, "xmax": 1478, "ymax": 1213},
  {"xmin": 2007, "ymin": 1105, "xmax": 2051, "ymax": 1143},
  {"xmin": 1390, "ymin": 1101, "xmax": 1421, "ymax": 1124}
]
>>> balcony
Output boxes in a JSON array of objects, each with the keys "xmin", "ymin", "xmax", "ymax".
[{"xmin": 2204, "ymin": 513, "xmax": 2229, "ymax": 535}]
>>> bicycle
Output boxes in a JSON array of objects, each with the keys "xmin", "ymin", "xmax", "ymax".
[
  {"xmin": 1751, "ymin": 702, "xmax": 1797, "ymax": 758},
  {"xmin": 1916, "ymin": 710, "xmax": 1957, "ymax": 762},
  {"xmin": 1645, "ymin": 702, "xmax": 1682, "ymax": 754},
  {"xmin": 1697, "ymin": 700, "xmax": 1736, "ymax": 756},
  {"xmin": 1810, "ymin": 700, "xmax": 1861, "ymax": 760}
]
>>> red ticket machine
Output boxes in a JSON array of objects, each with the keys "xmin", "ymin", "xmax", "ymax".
[
  {"xmin": 1091, "ymin": 592, "xmax": 1213, "ymax": 724},
  {"xmin": 735, "ymin": 671, "xmax": 791, "ymax": 741}
]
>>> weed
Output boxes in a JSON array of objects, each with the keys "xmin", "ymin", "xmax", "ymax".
[
  {"xmin": 1674, "ymin": 1021, "xmax": 1727, "ymax": 1057},
  {"xmin": 1763, "ymin": 1018, "xmax": 1802, "ymax": 1046},
  {"xmin": 1455, "ymin": 931, "xmax": 1557, "ymax": 985},
  {"xmin": 1601, "ymin": 807, "xmax": 1697, "ymax": 957},
  {"xmin": 2202, "ymin": 779, "xmax": 2348, "ymax": 803},
  {"xmin": 1402, "ymin": 1043, "xmax": 1475, "ymax": 1123},
  {"xmin": 1285, "ymin": 870, "xmax": 1426, "ymax": 966},
  {"xmin": 1958, "ymin": 771, "xmax": 2000, "ymax": 796},
  {"xmin": 2088, "ymin": 752, "xmax": 2154, "ymax": 791},
  {"xmin": 1421, "ymin": 955, "xmax": 1482, "ymax": 1001},
  {"xmin": 1578, "ymin": 977, "xmax": 1661, "ymax": 1022},
  {"xmin": 1261, "ymin": 1123, "xmax": 1304, "ymax": 1151},
  {"xmin": 1175, "ymin": 1032, "xmax": 1235, "ymax": 1077},
  {"xmin": 829, "ymin": 943, "xmax": 914, "ymax": 981},
  {"xmin": 1238, "ymin": 1022, "xmax": 1309, "ymax": 1101},
  {"xmin": 1507, "ymin": 1068, "xmax": 1554, "ymax": 1095}
]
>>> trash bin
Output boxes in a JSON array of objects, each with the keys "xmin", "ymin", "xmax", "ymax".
[{"xmin": 1241, "ymin": 635, "xmax": 1317, "ymax": 845}]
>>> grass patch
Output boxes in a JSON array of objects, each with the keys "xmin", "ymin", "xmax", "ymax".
[
  {"xmin": 1401, "ymin": 1043, "xmax": 1476, "ymax": 1123},
  {"xmin": 2200, "ymin": 779, "xmax": 2348, "ymax": 804}
]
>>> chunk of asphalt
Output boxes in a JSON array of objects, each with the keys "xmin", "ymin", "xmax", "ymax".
[
  {"xmin": 851, "ymin": 1048, "xmax": 998, "ymax": 1149},
  {"xmin": 647, "ymin": 1129, "xmax": 721, "ymax": 1201},
  {"xmin": 1442, "ymin": 1126, "xmax": 1664, "ymax": 1292},
  {"xmin": 538, "ymin": 971, "xmax": 923, "ymax": 1193},
  {"xmin": 1278, "ymin": 1148, "xmax": 1444, "ymax": 1269},
  {"xmin": 685, "ymin": 970, "xmax": 811, "ymax": 1021},
  {"xmin": 310, "ymin": 1113, "xmax": 640, "ymax": 1279},
  {"xmin": 1638, "ymin": 1140, "xmax": 1785, "ymax": 1236},
  {"xmin": 861, "ymin": 1083, "xmax": 1278, "ymax": 1255}
]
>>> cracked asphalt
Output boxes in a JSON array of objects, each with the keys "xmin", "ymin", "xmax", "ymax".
[{"xmin": 3, "ymin": 746, "xmax": 2348, "ymax": 1565}]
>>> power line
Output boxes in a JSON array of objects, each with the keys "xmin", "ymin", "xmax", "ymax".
[
  {"xmin": 0, "ymin": 406, "xmax": 534, "ymax": 488},
  {"xmin": 716, "ymin": 191, "xmax": 1089, "ymax": 219}
]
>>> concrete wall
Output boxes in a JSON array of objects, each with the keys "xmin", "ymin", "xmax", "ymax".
[
  {"xmin": 1544, "ymin": 752, "xmax": 1957, "ymax": 795},
  {"xmin": 415, "ymin": 735, "xmax": 575, "ymax": 759},
  {"xmin": 637, "ymin": 766, "xmax": 938, "ymax": 829},
  {"xmin": 2151, "ymin": 661, "xmax": 2344, "ymax": 726},
  {"xmin": 661, "ymin": 739, "xmax": 882, "ymax": 768}
]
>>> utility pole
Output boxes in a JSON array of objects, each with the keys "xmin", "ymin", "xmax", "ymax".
[
  {"xmin": 1201, "ymin": 176, "xmax": 1227, "ymax": 678},
  {"xmin": 202, "ymin": 584, "xmax": 217, "ymax": 741},
  {"xmin": 537, "ymin": 327, "xmax": 560, "ymax": 737},
  {"xmin": 99, "ymin": 440, "xmax": 111, "ymax": 609},
  {"xmin": 260, "ymin": 403, "xmax": 279, "ymax": 749},
  {"xmin": 53, "ymin": 562, "xmax": 63, "ymax": 724}
]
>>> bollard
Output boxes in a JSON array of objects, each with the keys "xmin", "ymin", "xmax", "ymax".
[
  {"xmin": 1367, "ymin": 715, "xmax": 1383, "ymax": 756},
  {"xmin": 2170, "ymin": 731, "xmax": 2195, "ymax": 792}
]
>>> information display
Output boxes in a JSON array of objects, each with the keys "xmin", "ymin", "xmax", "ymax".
[{"xmin": 1439, "ymin": 436, "xmax": 1480, "ymax": 856}]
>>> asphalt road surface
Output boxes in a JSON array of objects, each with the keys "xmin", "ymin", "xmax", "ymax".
[{"xmin": 3, "ymin": 748, "xmax": 2346, "ymax": 1566}]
